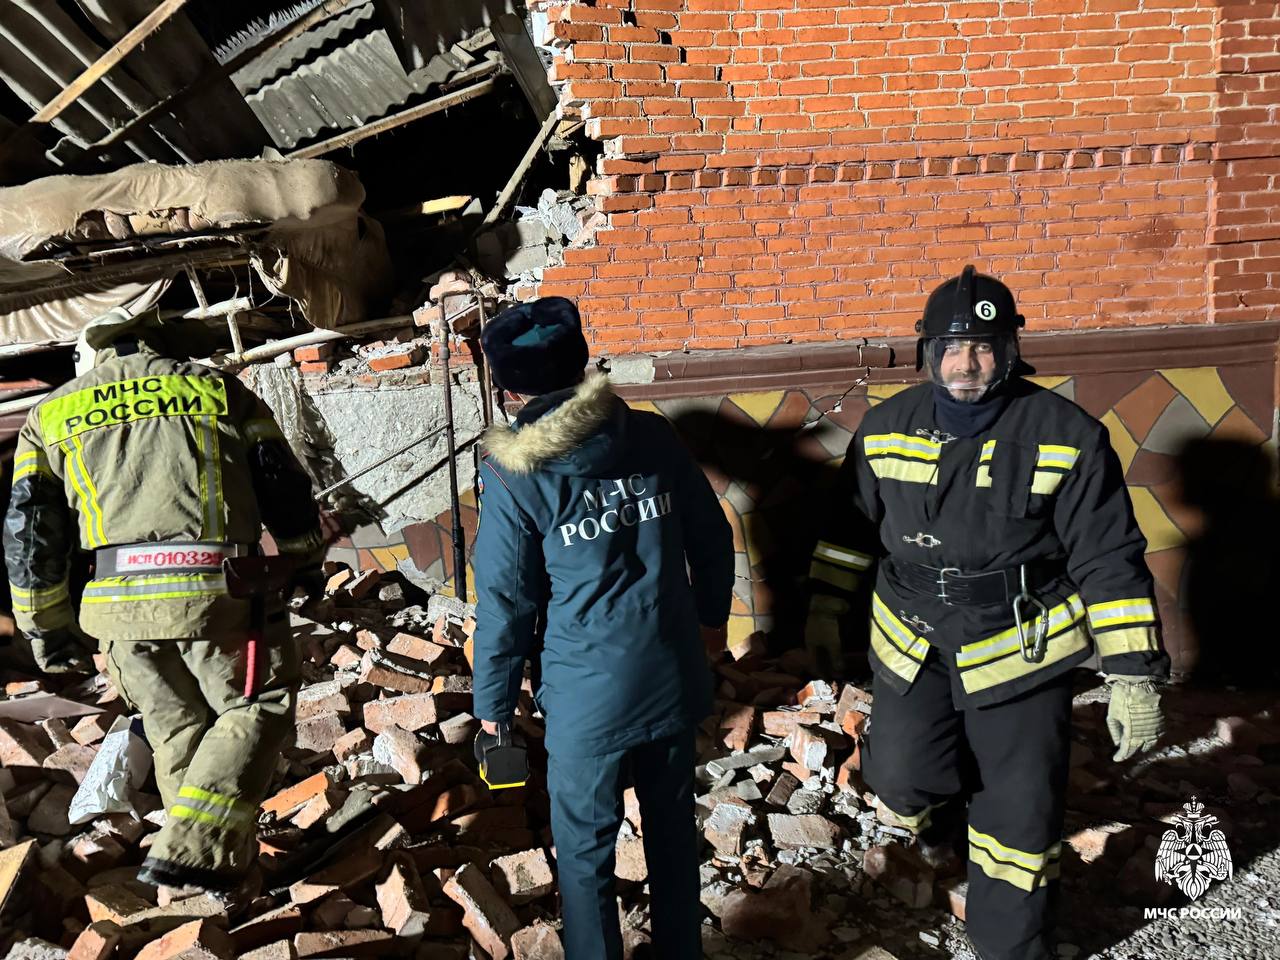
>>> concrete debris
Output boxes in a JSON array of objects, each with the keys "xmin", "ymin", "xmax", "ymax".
[{"xmin": 2, "ymin": 576, "xmax": 1275, "ymax": 960}]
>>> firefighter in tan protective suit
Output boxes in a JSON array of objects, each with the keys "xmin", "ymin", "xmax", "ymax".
[{"xmin": 3, "ymin": 308, "xmax": 322, "ymax": 895}]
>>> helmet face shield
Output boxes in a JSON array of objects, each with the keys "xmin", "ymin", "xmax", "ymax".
[{"xmin": 924, "ymin": 333, "xmax": 1020, "ymax": 402}]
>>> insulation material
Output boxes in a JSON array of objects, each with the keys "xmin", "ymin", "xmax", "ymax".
[{"xmin": 0, "ymin": 158, "xmax": 392, "ymax": 348}]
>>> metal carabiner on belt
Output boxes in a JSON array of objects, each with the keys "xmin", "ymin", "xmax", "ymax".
[{"xmin": 1012, "ymin": 564, "xmax": 1050, "ymax": 663}]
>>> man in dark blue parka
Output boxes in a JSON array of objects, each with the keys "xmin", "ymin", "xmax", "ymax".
[{"xmin": 472, "ymin": 296, "xmax": 734, "ymax": 960}]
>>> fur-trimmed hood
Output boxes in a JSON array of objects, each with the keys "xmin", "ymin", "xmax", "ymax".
[{"xmin": 482, "ymin": 372, "xmax": 622, "ymax": 474}]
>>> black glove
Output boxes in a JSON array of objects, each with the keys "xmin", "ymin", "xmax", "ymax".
[
  {"xmin": 473, "ymin": 727, "xmax": 499, "ymax": 765},
  {"xmin": 30, "ymin": 626, "xmax": 94, "ymax": 675}
]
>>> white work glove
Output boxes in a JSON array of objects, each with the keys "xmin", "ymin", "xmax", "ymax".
[{"xmin": 1105, "ymin": 675, "xmax": 1164, "ymax": 762}]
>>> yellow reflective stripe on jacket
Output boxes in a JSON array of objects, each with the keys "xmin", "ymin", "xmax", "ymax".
[
  {"xmin": 194, "ymin": 416, "xmax": 225, "ymax": 541},
  {"xmin": 1029, "ymin": 444, "xmax": 1080, "ymax": 495},
  {"xmin": 1096, "ymin": 626, "xmax": 1159, "ymax": 658},
  {"xmin": 81, "ymin": 574, "xmax": 227, "ymax": 604},
  {"xmin": 976, "ymin": 440, "xmax": 995, "ymax": 488},
  {"xmin": 869, "ymin": 459, "xmax": 939, "ymax": 485},
  {"xmin": 1036, "ymin": 444, "xmax": 1079, "ymax": 471},
  {"xmin": 811, "ymin": 559, "xmax": 860, "ymax": 592},
  {"xmin": 243, "ymin": 418, "xmax": 284, "ymax": 444},
  {"xmin": 864, "ymin": 433, "xmax": 942, "ymax": 461},
  {"xmin": 12, "ymin": 450, "xmax": 53, "ymax": 483},
  {"xmin": 39, "ymin": 375, "xmax": 229, "ymax": 445},
  {"xmin": 878, "ymin": 800, "xmax": 935, "ymax": 835},
  {"xmin": 10, "ymin": 580, "xmax": 70, "ymax": 613},
  {"xmin": 872, "ymin": 594, "xmax": 930, "ymax": 662},
  {"xmin": 956, "ymin": 594, "xmax": 1086, "ymax": 669},
  {"xmin": 969, "ymin": 827, "xmax": 1061, "ymax": 892},
  {"xmin": 62, "ymin": 437, "xmax": 107, "ymax": 547},
  {"xmin": 1087, "ymin": 597, "xmax": 1157, "ymax": 631},
  {"xmin": 871, "ymin": 623, "xmax": 926, "ymax": 685},
  {"xmin": 813, "ymin": 540, "xmax": 874, "ymax": 571}
]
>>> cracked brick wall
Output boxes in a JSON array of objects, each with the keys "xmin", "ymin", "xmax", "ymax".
[{"xmin": 527, "ymin": 0, "xmax": 1278, "ymax": 352}]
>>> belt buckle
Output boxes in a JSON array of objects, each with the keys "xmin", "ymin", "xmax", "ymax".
[{"xmin": 936, "ymin": 567, "xmax": 961, "ymax": 605}]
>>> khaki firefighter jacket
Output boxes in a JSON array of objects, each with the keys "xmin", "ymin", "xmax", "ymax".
[
  {"xmin": 4, "ymin": 345, "xmax": 321, "ymax": 642},
  {"xmin": 811, "ymin": 378, "xmax": 1170, "ymax": 708}
]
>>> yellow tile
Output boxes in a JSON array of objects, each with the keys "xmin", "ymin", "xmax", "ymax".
[
  {"xmin": 742, "ymin": 512, "xmax": 774, "ymax": 567},
  {"xmin": 371, "ymin": 545, "xmax": 409, "ymax": 571},
  {"xmin": 868, "ymin": 383, "xmax": 914, "ymax": 402},
  {"xmin": 1129, "ymin": 487, "xmax": 1186, "ymax": 553},
  {"xmin": 1158, "ymin": 368, "xmax": 1234, "ymax": 428},
  {"xmin": 731, "ymin": 391, "xmax": 786, "ymax": 426},
  {"xmin": 1027, "ymin": 375, "xmax": 1070, "ymax": 390},
  {"xmin": 727, "ymin": 614, "xmax": 757, "ymax": 647},
  {"xmin": 628, "ymin": 400, "xmax": 661, "ymax": 415},
  {"xmin": 1101, "ymin": 410, "xmax": 1139, "ymax": 475}
]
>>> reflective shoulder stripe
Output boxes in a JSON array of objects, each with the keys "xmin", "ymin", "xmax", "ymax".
[
  {"xmin": 1087, "ymin": 597, "xmax": 1157, "ymax": 631},
  {"xmin": 39, "ymin": 375, "xmax": 230, "ymax": 445},
  {"xmin": 1095, "ymin": 625, "xmax": 1159, "ymax": 658},
  {"xmin": 10, "ymin": 580, "xmax": 70, "ymax": 613},
  {"xmin": 968, "ymin": 826, "xmax": 1061, "ymax": 892},
  {"xmin": 979, "ymin": 439, "xmax": 996, "ymax": 463},
  {"xmin": 863, "ymin": 433, "xmax": 942, "ymax": 461},
  {"xmin": 1036, "ymin": 444, "xmax": 1080, "ymax": 470},
  {"xmin": 813, "ymin": 541, "xmax": 874, "ymax": 571},
  {"xmin": 243, "ymin": 418, "xmax": 285, "ymax": 445},
  {"xmin": 81, "ymin": 574, "xmax": 227, "ymax": 603}
]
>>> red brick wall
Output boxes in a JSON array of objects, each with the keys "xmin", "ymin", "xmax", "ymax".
[{"xmin": 529, "ymin": 0, "xmax": 1279, "ymax": 351}]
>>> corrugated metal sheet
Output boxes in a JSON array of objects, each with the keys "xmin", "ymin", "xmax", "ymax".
[
  {"xmin": 72, "ymin": 0, "xmax": 270, "ymax": 160},
  {"xmin": 236, "ymin": 0, "xmax": 506, "ymax": 150},
  {"xmin": 0, "ymin": 0, "xmax": 193, "ymax": 167}
]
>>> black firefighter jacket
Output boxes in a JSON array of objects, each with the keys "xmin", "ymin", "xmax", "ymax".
[{"xmin": 811, "ymin": 377, "xmax": 1171, "ymax": 708}]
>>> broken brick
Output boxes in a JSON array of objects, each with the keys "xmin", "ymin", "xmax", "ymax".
[
  {"xmin": 325, "ymin": 569, "xmax": 354, "ymax": 595},
  {"xmin": 841, "ymin": 708, "xmax": 867, "ymax": 739},
  {"xmin": 363, "ymin": 693, "xmax": 438, "ymax": 733},
  {"xmin": 0, "ymin": 720, "xmax": 53, "ymax": 766},
  {"xmin": 442, "ymin": 863, "xmax": 521, "ymax": 960},
  {"xmin": 296, "ymin": 682, "xmax": 351, "ymax": 721},
  {"xmin": 68, "ymin": 920, "xmax": 122, "ymax": 960},
  {"xmin": 789, "ymin": 724, "xmax": 847, "ymax": 772},
  {"xmin": 719, "ymin": 705, "xmax": 757, "ymax": 752},
  {"xmin": 761, "ymin": 710, "xmax": 822, "ymax": 738},
  {"xmin": 135, "ymin": 918, "xmax": 234, "ymax": 960},
  {"xmin": 705, "ymin": 801, "xmax": 757, "ymax": 857},
  {"xmin": 86, "ymin": 885, "xmax": 151, "ymax": 926},
  {"xmin": 294, "ymin": 713, "xmax": 346, "ymax": 754},
  {"xmin": 293, "ymin": 929, "xmax": 394, "ymax": 957},
  {"xmin": 491, "ymin": 848, "xmax": 555, "ymax": 904},
  {"xmin": 262, "ymin": 772, "xmax": 333, "ymax": 816},
  {"xmin": 373, "ymin": 727, "xmax": 428, "ymax": 784},
  {"xmin": 615, "ymin": 836, "xmax": 647, "ymax": 883},
  {"xmin": 229, "ymin": 905, "xmax": 303, "ymax": 954},
  {"xmin": 1066, "ymin": 821, "xmax": 1139, "ymax": 864},
  {"xmin": 375, "ymin": 860, "xmax": 432, "ymax": 937},
  {"xmin": 765, "ymin": 771, "xmax": 801, "ymax": 808},
  {"xmin": 345, "ymin": 569, "xmax": 382, "ymax": 600},
  {"xmin": 511, "ymin": 922, "xmax": 564, "ymax": 960},
  {"xmin": 863, "ymin": 843, "xmax": 935, "ymax": 909},
  {"xmin": 333, "ymin": 728, "xmax": 373, "ymax": 762},
  {"xmin": 385, "ymin": 631, "xmax": 449, "ymax": 664},
  {"xmin": 290, "ymin": 847, "xmax": 386, "ymax": 905},
  {"xmin": 718, "ymin": 864, "xmax": 814, "ymax": 946},
  {"xmin": 767, "ymin": 813, "xmax": 844, "ymax": 850},
  {"xmin": 798, "ymin": 680, "xmax": 837, "ymax": 708},
  {"xmin": 240, "ymin": 943, "xmax": 293, "ymax": 960},
  {"xmin": 438, "ymin": 713, "xmax": 477, "ymax": 746},
  {"xmin": 70, "ymin": 714, "xmax": 113, "ymax": 746},
  {"xmin": 939, "ymin": 877, "xmax": 968, "ymax": 922},
  {"xmin": 68, "ymin": 833, "xmax": 127, "ymax": 871},
  {"xmin": 28, "ymin": 782, "xmax": 76, "ymax": 835},
  {"xmin": 360, "ymin": 656, "xmax": 433, "ymax": 695},
  {"xmin": 329, "ymin": 643, "xmax": 363, "ymax": 669},
  {"xmin": 293, "ymin": 343, "xmax": 335, "ymax": 363},
  {"xmin": 299, "ymin": 360, "xmax": 331, "ymax": 376},
  {"xmin": 291, "ymin": 789, "xmax": 343, "ymax": 830},
  {"xmin": 44, "ymin": 742, "xmax": 99, "ymax": 783}
]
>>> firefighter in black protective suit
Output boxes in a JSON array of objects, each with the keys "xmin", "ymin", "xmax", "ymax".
[{"xmin": 806, "ymin": 266, "xmax": 1169, "ymax": 960}]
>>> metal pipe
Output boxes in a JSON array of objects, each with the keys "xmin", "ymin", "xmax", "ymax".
[{"xmin": 439, "ymin": 323, "xmax": 468, "ymax": 603}]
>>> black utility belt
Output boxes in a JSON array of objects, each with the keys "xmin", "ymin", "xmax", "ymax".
[{"xmin": 888, "ymin": 557, "xmax": 1066, "ymax": 606}]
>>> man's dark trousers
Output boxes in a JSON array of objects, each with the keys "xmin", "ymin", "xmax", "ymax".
[{"xmin": 547, "ymin": 726, "xmax": 701, "ymax": 960}]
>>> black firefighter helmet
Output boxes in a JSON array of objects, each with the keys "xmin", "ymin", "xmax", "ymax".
[{"xmin": 915, "ymin": 265, "xmax": 1029, "ymax": 383}]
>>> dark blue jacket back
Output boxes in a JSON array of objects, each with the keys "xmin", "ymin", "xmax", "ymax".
[{"xmin": 470, "ymin": 373, "xmax": 735, "ymax": 757}]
